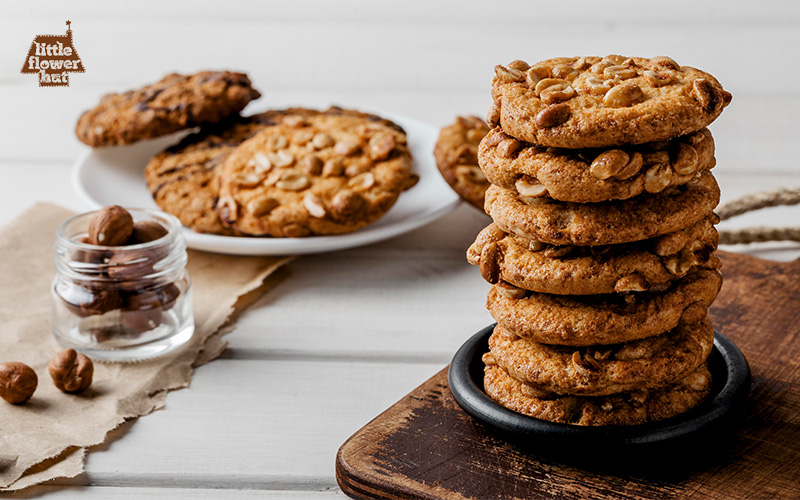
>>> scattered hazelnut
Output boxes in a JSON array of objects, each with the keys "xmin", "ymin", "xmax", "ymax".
[
  {"xmin": 49, "ymin": 349, "xmax": 94, "ymax": 393},
  {"xmin": 0, "ymin": 361, "xmax": 38, "ymax": 404},
  {"xmin": 88, "ymin": 205, "xmax": 134, "ymax": 246}
]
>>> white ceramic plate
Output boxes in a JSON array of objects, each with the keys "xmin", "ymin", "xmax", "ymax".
[{"xmin": 72, "ymin": 109, "xmax": 460, "ymax": 255}]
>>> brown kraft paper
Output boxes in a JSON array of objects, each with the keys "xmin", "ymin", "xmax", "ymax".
[{"xmin": 0, "ymin": 203, "xmax": 293, "ymax": 491}]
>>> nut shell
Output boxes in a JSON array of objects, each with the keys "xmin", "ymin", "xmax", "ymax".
[
  {"xmin": 88, "ymin": 206, "xmax": 134, "ymax": 246},
  {"xmin": 0, "ymin": 362, "xmax": 38, "ymax": 404},
  {"xmin": 49, "ymin": 349, "xmax": 94, "ymax": 393},
  {"xmin": 129, "ymin": 220, "xmax": 168, "ymax": 244}
]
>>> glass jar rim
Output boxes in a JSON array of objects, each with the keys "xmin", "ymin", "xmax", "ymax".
[
  {"xmin": 54, "ymin": 207, "xmax": 187, "ymax": 282},
  {"xmin": 55, "ymin": 207, "xmax": 182, "ymax": 252}
]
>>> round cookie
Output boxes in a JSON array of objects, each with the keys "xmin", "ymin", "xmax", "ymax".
[
  {"xmin": 483, "ymin": 360, "xmax": 712, "ymax": 426},
  {"xmin": 434, "ymin": 116, "xmax": 491, "ymax": 210},
  {"xmin": 467, "ymin": 216, "xmax": 720, "ymax": 295},
  {"xmin": 485, "ymin": 171, "xmax": 720, "ymax": 246},
  {"xmin": 486, "ymin": 269, "xmax": 722, "ymax": 346},
  {"xmin": 144, "ymin": 110, "xmax": 300, "ymax": 235},
  {"xmin": 489, "ymin": 55, "xmax": 732, "ymax": 149},
  {"xmin": 217, "ymin": 112, "xmax": 414, "ymax": 237},
  {"xmin": 479, "ymin": 127, "xmax": 715, "ymax": 203},
  {"xmin": 76, "ymin": 71, "xmax": 261, "ymax": 147},
  {"xmin": 488, "ymin": 318, "xmax": 714, "ymax": 397}
]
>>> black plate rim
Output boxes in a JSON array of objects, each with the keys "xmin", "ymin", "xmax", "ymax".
[{"xmin": 448, "ymin": 324, "xmax": 751, "ymax": 446}]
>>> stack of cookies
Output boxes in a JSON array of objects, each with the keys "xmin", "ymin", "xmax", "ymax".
[
  {"xmin": 76, "ymin": 72, "xmax": 417, "ymax": 237},
  {"xmin": 467, "ymin": 55, "xmax": 732, "ymax": 426}
]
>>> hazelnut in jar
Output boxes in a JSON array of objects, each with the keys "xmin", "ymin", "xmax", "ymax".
[{"xmin": 51, "ymin": 207, "xmax": 194, "ymax": 362}]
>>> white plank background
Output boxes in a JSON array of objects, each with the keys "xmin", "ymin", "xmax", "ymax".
[{"xmin": 1, "ymin": 0, "xmax": 799, "ymax": 498}]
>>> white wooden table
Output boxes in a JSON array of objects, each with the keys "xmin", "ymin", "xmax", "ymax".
[{"xmin": 1, "ymin": 1, "xmax": 798, "ymax": 497}]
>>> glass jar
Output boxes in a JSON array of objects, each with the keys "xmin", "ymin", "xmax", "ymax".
[{"xmin": 51, "ymin": 208, "xmax": 194, "ymax": 362}]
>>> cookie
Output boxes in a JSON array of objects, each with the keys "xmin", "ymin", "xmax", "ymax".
[
  {"xmin": 467, "ymin": 216, "xmax": 720, "ymax": 295},
  {"xmin": 489, "ymin": 55, "xmax": 731, "ymax": 149},
  {"xmin": 144, "ymin": 111, "xmax": 298, "ymax": 235},
  {"xmin": 217, "ymin": 112, "xmax": 414, "ymax": 237},
  {"xmin": 479, "ymin": 127, "xmax": 715, "ymax": 203},
  {"xmin": 483, "ymin": 360, "xmax": 712, "ymax": 426},
  {"xmin": 485, "ymin": 171, "xmax": 720, "ymax": 246},
  {"xmin": 76, "ymin": 71, "xmax": 261, "ymax": 147},
  {"xmin": 434, "ymin": 116, "xmax": 491, "ymax": 210},
  {"xmin": 488, "ymin": 317, "xmax": 713, "ymax": 397},
  {"xmin": 486, "ymin": 269, "xmax": 722, "ymax": 346}
]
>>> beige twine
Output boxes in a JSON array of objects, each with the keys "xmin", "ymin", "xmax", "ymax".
[{"xmin": 716, "ymin": 187, "xmax": 800, "ymax": 244}]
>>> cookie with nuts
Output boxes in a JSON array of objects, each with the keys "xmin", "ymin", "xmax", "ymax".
[
  {"xmin": 485, "ymin": 171, "xmax": 720, "ymax": 246},
  {"xmin": 489, "ymin": 56, "xmax": 731, "ymax": 149},
  {"xmin": 483, "ymin": 359, "xmax": 711, "ymax": 426},
  {"xmin": 434, "ymin": 116, "xmax": 491, "ymax": 210},
  {"xmin": 486, "ymin": 269, "xmax": 721, "ymax": 346},
  {"xmin": 145, "ymin": 110, "xmax": 301, "ymax": 235},
  {"xmin": 488, "ymin": 318, "xmax": 713, "ymax": 397},
  {"xmin": 467, "ymin": 216, "xmax": 720, "ymax": 295},
  {"xmin": 217, "ymin": 111, "xmax": 414, "ymax": 237},
  {"xmin": 76, "ymin": 71, "xmax": 261, "ymax": 147},
  {"xmin": 479, "ymin": 127, "xmax": 716, "ymax": 203}
]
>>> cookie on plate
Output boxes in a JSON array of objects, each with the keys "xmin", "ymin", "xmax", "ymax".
[
  {"xmin": 217, "ymin": 111, "xmax": 414, "ymax": 237},
  {"xmin": 479, "ymin": 127, "xmax": 715, "ymax": 203},
  {"xmin": 434, "ymin": 116, "xmax": 491, "ymax": 210},
  {"xmin": 483, "ymin": 360, "xmax": 712, "ymax": 426},
  {"xmin": 467, "ymin": 216, "xmax": 720, "ymax": 295},
  {"xmin": 76, "ymin": 71, "xmax": 261, "ymax": 147},
  {"xmin": 489, "ymin": 55, "xmax": 731, "ymax": 149},
  {"xmin": 486, "ymin": 269, "xmax": 722, "ymax": 346},
  {"xmin": 144, "ymin": 111, "xmax": 295, "ymax": 235},
  {"xmin": 485, "ymin": 171, "xmax": 720, "ymax": 246},
  {"xmin": 488, "ymin": 318, "xmax": 713, "ymax": 396}
]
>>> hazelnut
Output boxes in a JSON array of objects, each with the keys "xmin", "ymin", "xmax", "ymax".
[
  {"xmin": 121, "ymin": 290, "xmax": 163, "ymax": 333},
  {"xmin": 107, "ymin": 247, "xmax": 168, "ymax": 280},
  {"xmin": 156, "ymin": 282, "xmax": 181, "ymax": 310},
  {"xmin": 88, "ymin": 206, "xmax": 134, "ymax": 246},
  {"xmin": 59, "ymin": 285, "xmax": 122, "ymax": 317},
  {"xmin": 0, "ymin": 361, "xmax": 38, "ymax": 404},
  {"xmin": 49, "ymin": 349, "xmax": 93, "ymax": 393},
  {"xmin": 129, "ymin": 220, "xmax": 168, "ymax": 244}
]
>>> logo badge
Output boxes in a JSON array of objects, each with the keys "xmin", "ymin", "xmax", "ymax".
[{"xmin": 21, "ymin": 21, "xmax": 85, "ymax": 87}]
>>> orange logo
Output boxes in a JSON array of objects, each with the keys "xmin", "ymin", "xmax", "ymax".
[{"xmin": 21, "ymin": 21, "xmax": 85, "ymax": 87}]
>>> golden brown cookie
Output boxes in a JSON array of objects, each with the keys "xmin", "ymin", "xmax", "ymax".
[
  {"xmin": 479, "ymin": 127, "xmax": 715, "ymax": 203},
  {"xmin": 76, "ymin": 71, "xmax": 261, "ymax": 147},
  {"xmin": 467, "ymin": 216, "xmax": 720, "ymax": 295},
  {"xmin": 489, "ymin": 55, "xmax": 731, "ymax": 149},
  {"xmin": 145, "ymin": 112, "xmax": 288, "ymax": 234},
  {"xmin": 434, "ymin": 116, "xmax": 490, "ymax": 210},
  {"xmin": 488, "ymin": 318, "xmax": 714, "ymax": 397},
  {"xmin": 217, "ymin": 111, "xmax": 414, "ymax": 237},
  {"xmin": 485, "ymin": 171, "xmax": 720, "ymax": 246},
  {"xmin": 483, "ymin": 361, "xmax": 712, "ymax": 426},
  {"xmin": 486, "ymin": 269, "xmax": 722, "ymax": 346}
]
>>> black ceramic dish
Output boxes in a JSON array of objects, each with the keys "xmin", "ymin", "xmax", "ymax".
[{"xmin": 448, "ymin": 324, "xmax": 750, "ymax": 447}]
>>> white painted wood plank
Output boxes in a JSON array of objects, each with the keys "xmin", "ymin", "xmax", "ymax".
[
  {"xmin": 0, "ymin": 1, "xmax": 798, "ymax": 172},
  {"xmin": 71, "ymin": 358, "xmax": 443, "ymax": 489},
  {"xmin": 2, "ymin": 0, "xmax": 798, "ymax": 93}
]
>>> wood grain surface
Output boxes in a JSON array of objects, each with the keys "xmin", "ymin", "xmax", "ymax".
[{"xmin": 336, "ymin": 251, "xmax": 800, "ymax": 500}]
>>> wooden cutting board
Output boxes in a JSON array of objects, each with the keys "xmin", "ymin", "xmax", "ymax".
[{"xmin": 336, "ymin": 251, "xmax": 800, "ymax": 500}]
